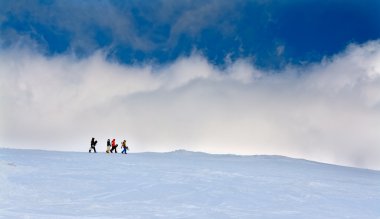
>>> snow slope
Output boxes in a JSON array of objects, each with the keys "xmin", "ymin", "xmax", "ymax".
[{"xmin": 0, "ymin": 148, "xmax": 379, "ymax": 219}]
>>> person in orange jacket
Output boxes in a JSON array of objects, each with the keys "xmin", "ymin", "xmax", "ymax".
[{"xmin": 121, "ymin": 140, "xmax": 129, "ymax": 154}]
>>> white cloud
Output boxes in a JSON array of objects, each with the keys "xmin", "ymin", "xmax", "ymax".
[{"xmin": 1, "ymin": 41, "xmax": 380, "ymax": 170}]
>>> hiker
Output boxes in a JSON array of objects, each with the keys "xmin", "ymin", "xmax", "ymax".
[
  {"xmin": 106, "ymin": 139, "xmax": 111, "ymax": 153},
  {"xmin": 89, "ymin": 137, "xmax": 97, "ymax": 153},
  {"xmin": 121, "ymin": 140, "xmax": 129, "ymax": 154},
  {"xmin": 110, "ymin": 138, "xmax": 118, "ymax": 153}
]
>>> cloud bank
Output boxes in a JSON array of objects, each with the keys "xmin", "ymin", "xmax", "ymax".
[{"xmin": 1, "ymin": 41, "xmax": 380, "ymax": 169}]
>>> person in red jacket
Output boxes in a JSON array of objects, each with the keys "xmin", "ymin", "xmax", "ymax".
[{"xmin": 110, "ymin": 138, "xmax": 118, "ymax": 153}]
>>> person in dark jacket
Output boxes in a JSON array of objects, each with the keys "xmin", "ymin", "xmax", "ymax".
[
  {"xmin": 110, "ymin": 138, "xmax": 118, "ymax": 153},
  {"xmin": 89, "ymin": 137, "xmax": 97, "ymax": 153},
  {"xmin": 106, "ymin": 139, "xmax": 111, "ymax": 153}
]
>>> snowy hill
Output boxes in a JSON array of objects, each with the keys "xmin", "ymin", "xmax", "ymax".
[{"xmin": 0, "ymin": 148, "xmax": 379, "ymax": 219}]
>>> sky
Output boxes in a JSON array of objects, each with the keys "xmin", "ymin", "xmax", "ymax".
[{"xmin": 1, "ymin": 0, "xmax": 380, "ymax": 169}]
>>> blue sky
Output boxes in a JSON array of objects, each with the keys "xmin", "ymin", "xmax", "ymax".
[
  {"xmin": 1, "ymin": 0, "xmax": 379, "ymax": 68},
  {"xmin": 1, "ymin": 0, "xmax": 380, "ymax": 169}
]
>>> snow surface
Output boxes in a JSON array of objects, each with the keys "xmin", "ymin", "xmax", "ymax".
[{"xmin": 0, "ymin": 148, "xmax": 379, "ymax": 219}]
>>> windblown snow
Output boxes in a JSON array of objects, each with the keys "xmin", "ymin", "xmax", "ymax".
[{"xmin": 0, "ymin": 148, "xmax": 379, "ymax": 218}]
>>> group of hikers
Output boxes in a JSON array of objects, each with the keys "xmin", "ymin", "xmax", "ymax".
[{"xmin": 89, "ymin": 137, "xmax": 129, "ymax": 154}]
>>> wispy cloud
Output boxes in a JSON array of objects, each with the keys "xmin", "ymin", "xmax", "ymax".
[
  {"xmin": 1, "ymin": 41, "xmax": 380, "ymax": 169},
  {"xmin": 0, "ymin": 0, "xmax": 243, "ymax": 52},
  {"xmin": 2, "ymin": 0, "xmax": 379, "ymax": 69}
]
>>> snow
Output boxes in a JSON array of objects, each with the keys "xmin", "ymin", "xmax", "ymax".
[{"xmin": 0, "ymin": 148, "xmax": 379, "ymax": 219}]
